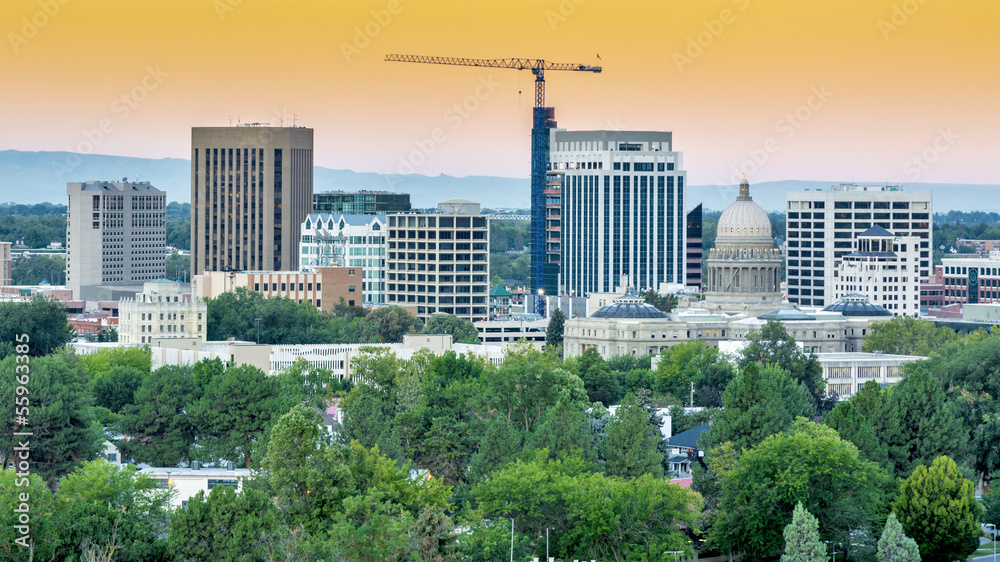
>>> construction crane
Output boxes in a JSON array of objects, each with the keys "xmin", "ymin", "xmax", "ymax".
[{"xmin": 385, "ymin": 54, "xmax": 602, "ymax": 311}]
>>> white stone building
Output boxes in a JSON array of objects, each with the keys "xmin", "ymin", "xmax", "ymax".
[
  {"xmin": 817, "ymin": 351, "xmax": 927, "ymax": 399},
  {"xmin": 834, "ymin": 226, "xmax": 921, "ymax": 317},
  {"xmin": 118, "ymin": 280, "xmax": 207, "ymax": 344},
  {"xmin": 299, "ymin": 213, "xmax": 387, "ymax": 305}
]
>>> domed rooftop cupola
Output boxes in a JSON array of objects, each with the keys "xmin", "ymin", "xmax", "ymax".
[
  {"xmin": 591, "ymin": 291, "xmax": 669, "ymax": 319},
  {"xmin": 716, "ymin": 176, "xmax": 772, "ymax": 245}
]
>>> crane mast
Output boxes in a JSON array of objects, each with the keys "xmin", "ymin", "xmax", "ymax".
[{"xmin": 385, "ymin": 54, "xmax": 602, "ymax": 311}]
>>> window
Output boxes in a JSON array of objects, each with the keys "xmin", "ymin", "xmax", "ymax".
[
  {"xmin": 348, "ymin": 285, "xmax": 356, "ymax": 293},
  {"xmin": 208, "ymin": 479, "xmax": 238, "ymax": 490}
]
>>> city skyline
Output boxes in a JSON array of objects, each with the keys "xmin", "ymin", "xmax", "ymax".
[{"xmin": 2, "ymin": 0, "xmax": 996, "ymax": 187}]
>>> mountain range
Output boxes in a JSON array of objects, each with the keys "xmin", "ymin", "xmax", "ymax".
[{"xmin": 1, "ymin": 150, "xmax": 996, "ymax": 213}]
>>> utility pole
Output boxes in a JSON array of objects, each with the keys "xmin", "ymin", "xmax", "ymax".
[{"xmin": 690, "ymin": 381, "xmax": 695, "ymax": 407}]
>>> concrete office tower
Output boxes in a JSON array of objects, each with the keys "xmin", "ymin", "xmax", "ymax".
[
  {"xmin": 386, "ymin": 200, "xmax": 489, "ymax": 322},
  {"xmin": 834, "ymin": 226, "xmax": 921, "ymax": 317},
  {"xmin": 66, "ymin": 181, "xmax": 166, "ymax": 298},
  {"xmin": 300, "ymin": 213, "xmax": 387, "ymax": 305},
  {"xmin": 0, "ymin": 241, "xmax": 11, "ymax": 286},
  {"xmin": 190, "ymin": 126, "xmax": 313, "ymax": 278},
  {"xmin": 550, "ymin": 130, "xmax": 686, "ymax": 297},
  {"xmin": 786, "ymin": 184, "xmax": 932, "ymax": 308}
]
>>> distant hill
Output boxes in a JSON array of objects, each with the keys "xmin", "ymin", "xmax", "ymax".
[{"xmin": 1, "ymin": 150, "xmax": 995, "ymax": 212}]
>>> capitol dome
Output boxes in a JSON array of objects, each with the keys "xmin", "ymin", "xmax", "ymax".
[{"xmin": 716, "ymin": 177, "xmax": 772, "ymax": 243}]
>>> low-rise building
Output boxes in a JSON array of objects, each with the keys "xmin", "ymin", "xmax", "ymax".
[
  {"xmin": 488, "ymin": 285, "xmax": 512, "ymax": 318},
  {"xmin": 193, "ymin": 266, "xmax": 363, "ymax": 311},
  {"xmin": 816, "ymin": 351, "xmax": 926, "ymax": 400},
  {"xmin": 140, "ymin": 464, "xmax": 252, "ymax": 509},
  {"xmin": 118, "ymin": 279, "xmax": 207, "ymax": 344},
  {"xmin": 938, "ymin": 251, "xmax": 1000, "ymax": 307},
  {"xmin": 475, "ymin": 318, "xmax": 547, "ymax": 346}
]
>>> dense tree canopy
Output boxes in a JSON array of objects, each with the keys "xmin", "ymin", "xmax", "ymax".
[
  {"xmin": 0, "ymin": 296, "xmax": 75, "ymax": 360},
  {"xmin": 862, "ymin": 315, "xmax": 960, "ymax": 356},
  {"xmin": 736, "ymin": 320, "xmax": 828, "ymax": 412},
  {"xmin": 422, "ymin": 313, "xmax": 480, "ymax": 344}
]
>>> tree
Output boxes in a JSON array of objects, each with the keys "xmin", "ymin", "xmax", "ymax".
[
  {"xmin": 984, "ymin": 477, "xmax": 1000, "ymax": 533},
  {"xmin": 0, "ymin": 351, "xmax": 103, "ymax": 485},
  {"xmin": 0, "ymin": 469, "xmax": 63, "ymax": 561},
  {"xmin": 78, "ymin": 345, "xmax": 151, "ymax": 380},
  {"xmin": 422, "ymin": 313, "xmax": 480, "ymax": 344},
  {"xmin": 91, "ymin": 365, "xmax": 144, "ymax": 414},
  {"xmin": 340, "ymin": 381, "xmax": 404, "ymax": 461},
  {"xmin": 168, "ymin": 486, "xmax": 278, "ymax": 562},
  {"xmin": 602, "ymin": 393, "xmax": 663, "ymax": 478},
  {"xmin": 888, "ymin": 368, "xmax": 967, "ymax": 477},
  {"xmin": 545, "ymin": 308, "xmax": 565, "ymax": 350},
  {"xmin": 894, "ymin": 456, "xmax": 981, "ymax": 562},
  {"xmin": 412, "ymin": 506, "xmax": 460, "ymax": 562},
  {"xmin": 10, "ymin": 254, "xmax": 66, "ymax": 285},
  {"xmin": 642, "ymin": 289, "xmax": 678, "ymax": 313},
  {"xmin": 524, "ymin": 399, "xmax": 599, "ymax": 467},
  {"xmin": 484, "ymin": 344, "xmax": 587, "ymax": 433},
  {"xmin": 862, "ymin": 315, "xmax": 959, "ymax": 356},
  {"xmin": 575, "ymin": 348, "xmax": 623, "ymax": 406},
  {"xmin": 164, "ymin": 252, "xmax": 190, "ymax": 281},
  {"xmin": 824, "ymin": 380, "xmax": 902, "ymax": 473},
  {"xmin": 781, "ymin": 503, "xmax": 826, "ymax": 562},
  {"xmin": 704, "ymin": 363, "xmax": 813, "ymax": 453},
  {"xmin": 363, "ymin": 305, "xmax": 417, "ymax": 342},
  {"xmin": 188, "ymin": 363, "xmax": 283, "ymax": 468},
  {"xmin": 654, "ymin": 341, "xmax": 734, "ymax": 403},
  {"xmin": 710, "ymin": 420, "xmax": 892, "ymax": 560},
  {"xmin": 876, "ymin": 513, "xmax": 921, "ymax": 562},
  {"xmin": 0, "ymin": 296, "xmax": 75, "ymax": 360},
  {"xmin": 737, "ymin": 319, "xmax": 827, "ymax": 413},
  {"xmin": 118, "ymin": 365, "xmax": 197, "ymax": 467}
]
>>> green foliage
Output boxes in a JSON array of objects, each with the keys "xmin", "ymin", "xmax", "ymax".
[
  {"xmin": 489, "ymin": 252, "xmax": 530, "ymax": 285},
  {"xmin": 825, "ymin": 380, "xmax": 901, "ymax": 473},
  {"xmin": 985, "ymin": 477, "xmax": 1000, "ymax": 529},
  {"xmin": 274, "ymin": 358, "xmax": 342, "ymax": 410},
  {"xmin": 575, "ymin": 348, "xmax": 623, "ymax": 406},
  {"xmin": 91, "ymin": 365, "xmax": 144, "ymax": 414},
  {"xmin": 422, "ymin": 313, "xmax": 480, "ymax": 344},
  {"xmin": 78, "ymin": 345, "xmax": 151, "ymax": 380},
  {"xmin": 643, "ymin": 289, "xmax": 678, "ymax": 313},
  {"xmin": 711, "ymin": 420, "xmax": 892, "ymax": 560},
  {"xmin": 0, "ymin": 212, "xmax": 66, "ymax": 247},
  {"xmin": 0, "ymin": 351, "xmax": 103, "ymax": 485},
  {"xmin": 704, "ymin": 363, "xmax": 813, "ymax": 452},
  {"xmin": 0, "ymin": 469, "xmax": 62, "ymax": 561},
  {"xmin": 889, "ymin": 367, "xmax": 968, "ymax": 477},
  {"xmin": 10, "ymin": 253, "xmax": 66, "ymax": 285},
  {"xmin": 893, "ymin": 455, "xmax": 981, "ymax": 562},
  {"xmin": 164, "ymin": 251, "xmax": 189, "ymax": 280},
  {"xmin": 0, "ymin": 296, "xmax": 75, "ymax": 360},
  {"xmin": 669, "ymin": 405, "xmax": 719, "ymax": 435},
  {"xmin": 412, "ymin": 506, "xmax": 460, "ymax": 561},
  {"xmin": 736, "ymin": 320, "xmax": 827, "ymax": 413},
  {"xmin": 168, "ymin": 486, "xmax": 278, "ymax": 562},
  {"xmin": 876, "ymin": 513, "xmax": 921, "ymax": 562},
  {"xmin": 602, "ymin": 393, "xmax": 664, "ymax": 478},
  {"xmin": 341, "ymin": 381, "xmax": 404, "ymax": 461},
  {"xmin": 545, "ymin": 307, "xmax": 565, "ymax": 350},
  {"xmin": 781, "ymin": 502, "xmax": 826, "ymax": 562},
  {"xmin": 862, "ymin": 315, "xmax": 960, "ymax": 356},
  {"xmin": 468, "ymin": 415, "xmax": 525, "ymax": 482},
  {"xmin": 524, "ymin": 399, "xmax": 600, "ymax": 468},
  {"xmin": 188, "ymin": 363, "xmax": 282, "ymax": 468},
  {"xmin": 655, "ymin": 341, "xmax": 735, "ymax": 406},
  {"xmin": 484, "ymin": 344, "xmax": 587, "ymax": 433},
  {"xmin": 364, "ymin": 305, "xmax": 418, "ymax": 342},
  {"xmin": 118, "ymin": 365, "xmax": 196, "ymax": 466}
]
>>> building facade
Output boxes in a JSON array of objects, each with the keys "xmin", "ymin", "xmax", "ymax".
[
  {"xmin": 66, "ymin": 181, "xmax": 166, "ymax": 297},
  {"xmin": 0, "ymin": 241, "xmax": 11, "ymax": 286},
  {"xmin": 785, "ymin": 184, "xmax": 932, "ymax": 307},
  {"xmin": 834, "ymin": 226, "xmax": 921, "ymax": 316},
  {"xmin": 192, "ymin": 266, "xmax": 363, "ymax": 311},
  {"xmin": 118, "ymin": 280, "xmax": 207, "ymax": 344},
  {"xmin": 550, "ymin": 130, "xmax": 686, "ymax": 297},
  {"xmin": 817, "ymin": 352, "xmax": 926, "ymax": 400},
  {"xmin": 312, "ymin": 190, "xmax": 410, "ymax": 214},
  {"xmin": 386, "ymin": 200, "xmax": 490, "ymax": 322},
  {"xmin": 938, "ymin": 252, "xmax": 1000, "ymax": 306},
  {"xmin": 299, "ymin": 214, "xmax": 386, "ymax": 304},
  {"xmin": 686, "ymin": 204, "xmax": 703, "ymax": 290},
  {"xmin": 190, "ymin": 126, "xmax": 314, "ymax": 277}
]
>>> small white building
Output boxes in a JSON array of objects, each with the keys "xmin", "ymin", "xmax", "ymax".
[
  {"xmin": 118, "ymin": 279, "xmax": 207, "ymax": 344},
  {"xmin": 816, "ymin": 351, "xmax": 927, "ymax": 400},
  {"xmin": 299, "ymin": 213, "xmax": 387, "ymax": 305},
  {"xmin": 834, "ymin": 226, "xmax": 921, "ymax": 317},
  {"xmin": 139, "ymin": 464, "xmax": 252, "ymax": 509}
]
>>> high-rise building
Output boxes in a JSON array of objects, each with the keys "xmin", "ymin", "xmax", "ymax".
[
  {"xmin": 0, "ymin": 241, "xmax": 11, "ymax": 286},
  {"xmin": 299, "ymin": 213, "xmax": 387, "ymax": 305},
  {"xmin": 118, "ymin": 279, "xmax": 207, "ymax": 344},
  {"xmin": 386, "ymin": 199, "xmax": 490, "ymax": 322},
  {"xmin": 550, "ymin": 130, "xmax": 686, "ymax": 297},
  {"xmin": 190, "ymin": 126, "xmax": 313, "ymax": 278},
  {"xmin": 313, "ymin": 190, "xmax": 410, "ymax": 214},
  {"xmin": 785, "ymin": 184, "xmax": 932, "ymax": 307},
  {"xmin": 834, "ymin": 226, "xmax": 921, "ymax": 317},
  {"xmin": 686, "ymin": 204, "xmax": 703, "ymax": 290},
  {"xmin": 66, "ymin": 181, "xmax": 166, "ymax": 297}
]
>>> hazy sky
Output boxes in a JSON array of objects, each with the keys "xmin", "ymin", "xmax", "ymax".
[{"xmin": 3, "ymin": 0, "xmax": 997, "ymax": 186}]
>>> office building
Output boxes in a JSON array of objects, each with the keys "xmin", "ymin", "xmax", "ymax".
[
  {"xmin": 786, "ymin": 184, "xmax": 932, "ymax": 307},
  {"xmin": 299, "ymin": 213, "xmax": 386, "ymax": 305},
  {"xmin": 0, "ymin": 241, "xmax": 11, "ymax": 286},
  {"xmin": 118, "ymin": 279, "xmax": 207, "ymax": 344},
  {"xmin": 817, "ymin": 352, "xmax": 926, "ymax": 400},
  {"xmin": 686, "ymin": 204, "xmax": 703, "ymax": 290},
  {"xmin": 551, "ymin": 130, "xmax": 686, "ymax": 297},
  {"xmin": 834, "ymin": 226, "xmax": 921, "ymax": 316},
  {"xmin": 937, "ymin": 252, "xmax": 1000, "ymax": 306},
  {"xmin": 386, "ymin": 200, "xmax": 489, "ymax": 322},
  {"xmin": 66, "ymin": 181, "xmax": 166, "ymax": 297},
  {"xmin": 192, "ymin": 266, "xmax": 363, "ymax": 311},
  {"xmin": 313, "ymin": 190, "xmax": 410, "ymax": 214},
  {"xmin": 190, "ymin": 126, "xmax": 313, "ymax": 278}
]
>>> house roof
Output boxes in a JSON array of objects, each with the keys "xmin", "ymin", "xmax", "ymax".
[
  {"xmin": 489, "ymin": 285, "xmax": 512, "ymax": 297},
  {"xmin": 667, "ymin": 424, "xmax": 711, "ymax": 449}
]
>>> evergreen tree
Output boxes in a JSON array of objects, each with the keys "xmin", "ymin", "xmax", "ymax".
[
  {"xmin": 167, "ymin": 486, "xmax": 278, "ymax": 561},
  {"xmin": 888, "ymin": 369, "xmax": 967, "ymax": 477},
  {"xmin": 893, "ymin": 455, "xmax": 981, "ymax": 562},
  {"xmin": 737, "ymin": 319, "xmax": 827, "ymax": 413},
  {"xmin": 781, "ymin": 502, "xmax": 826, "ymax": 562},
  {"xmin": 422, "ymin": 313, "xmax": 480, "ymax": 344},
  {"xmin": 876, "ymin": 513, "xmax": 921, "ymax": 562},
  {"xmin": 824, "ymin": 380, "xmax": 901, "ymax": 474},
  {"xmin": 118, "ymin": 365, "xmax": 197, "ymax": 467},
  {"xmin": 412, "ymin": 506, "xmax": 460, "ymax": 562},
  {"xmin": 545, "ymin": 308, "xmax": 566, "ymax": 350},
  {"xmin": 0, "ymin": 296, "xmax": 75, "ymax": 360},
  {"xmin": 602, "ymin": 393, "xmax": 663, "ymax": 478}
]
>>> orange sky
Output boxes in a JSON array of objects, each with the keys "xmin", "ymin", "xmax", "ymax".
[{"xmin": 2, "ymin": 0, "xmax": 997, "ymax": 186}]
